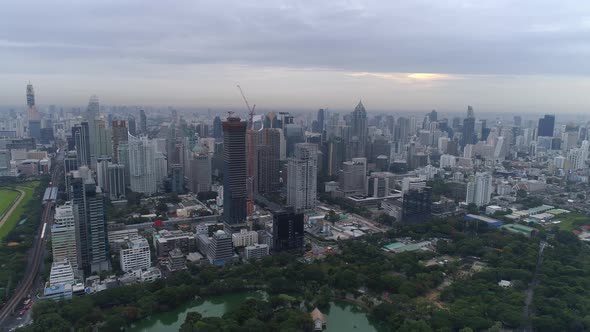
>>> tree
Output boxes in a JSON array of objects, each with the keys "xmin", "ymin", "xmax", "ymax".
[
  {"xmin": 324, "ymin": 210, "xmax": 339, "ymax": 225},
  {"xmin": 377, "ymin": 213, "xmax": 396, "ymax": 226}
]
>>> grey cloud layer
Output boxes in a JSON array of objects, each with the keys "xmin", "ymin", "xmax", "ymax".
[{"xmin": 2, "ymin": 0, "xmax": 590, "ymax": 76}]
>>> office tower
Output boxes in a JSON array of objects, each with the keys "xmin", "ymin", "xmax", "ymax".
[
  {"xmin": 284, "ymin": 124, "xmax": 304, "ymax": 157},
  {"xmin": 396, "ymin": 117, "xmax": 410, "ymax": 145},
  {"xmin": 339, "ymin": 158, "xmax": 367, "ymax": 196},
  {"xmin": 467, "ymin": 105, "xmax": 475, "ymax": 118},
  {"xmin": 139, "ymin": 109, "xmax": 147, "ymax": 134},
  {"xmin": 213, "ymin": 116, "xmax": 223, "ymax": 141},
  {"xmin": 514, "ymin": 116, "xmax": 522, "ymax": 127},
  {"xmin": 367, "ymin": 172, "xmax": 395, "ymax": 198},
  {"xmin": 51, "ymin": 202, "xmax": 79, "ymax": 272},
  {"xmin": 402, "ymin": 187, "xmax": 432, "ymax": 223},
  {"xmin": 462, "ymin": 117, "xmax": 476, "ymax": 147},
  {"xmin": 93, "ymin": 120, "xmax": 112, "ymax": 160},
  {"xmin": 316, "ymin": 109, "xmax": 325, "ymax": 135},
  {"xmin": 188, "ymin": 150, "xmax": 211, "ymax": 194},
  {"xmin": 368, "ymin": 136, "xmax": 391, "ymax": 163},
  {"xmin": 26, "ymin": 83, "xmax": 35, "ymax": 108},
  {"xmin": 222, "ymin": 116, "xmax": 247, "ymax": 225},
  {"xmin": 257, "ymin": 128, "xmax": 281, "ymax": 193},
  {"xmin": 128, "ymin": 134, "xmax": 157, "ymax": 195},
  {"xmin": 428, "ymin": 110, "xmax": 438, "ymax": 122},
  {"xmin": 207, "ymin": 230, "xmax": 234, "ymax": 266},
  {"xmin": 128, "ymin": 115, "xmax": 137, "ymax": 136},
  {"xmin": 323, "ymin": 137, "xmax": 344, "ymax": 177},
  {"xmin": 170, "ymin": 164, "xmax": 184, "ymax": 193},
  {"xmin": 466, "ymin": 172, "xmax": 493, "ymax": 207},
  {"xmin": 25, "ymin": 84, "xmax": 42, "ymax": 140},
  {"xmin": 73, "ymin": 122, "xmax": 91, "ymax": 167},
  {"xmin": 537, "ymin": 114, "xmax": 555, "ymax": 137},
  {"xmin": 107, "ymin": 163, "xmax": 126, "ymax": 200},
  {"xmin": 287, "ymin": 143, "xmax": 318, "ymax": 211},
  {"xmin": 96, "ymin": 158, "xmax": 111, "ymax": 193},
  {"xmin": 350, "ymin": 101, "xmax": 368, "ymax": 158},
  {"xmin": 120, "ymin": 238, "xmax": 151, "ymax": 272},
  {"xmin": 86, "ymin": 95, "xmax": 99, "ymax": 121},
  {"xmin": 245, "ymin": 129, "xmax": 260, "ymax": 216},
  {"xmin": 68, "ymin": 167, "xmax": 109, "ymax": 273},
  {"xmin": 272, "ymin": 210, "xmax": 304, "ymax": 252},
  {"xmin": 111, "ymin": 120, "xmax": 128, "ymax": 163}
]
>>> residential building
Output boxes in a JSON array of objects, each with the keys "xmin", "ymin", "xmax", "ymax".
[
  {"xmin": 245, "ymin": 244, "xmax": 269, "ymax": 260},
  {"xmin": 466, "ymin": 172, "xmax": 493, "ymax": 207},
  {"xmin": 231, "ymin": 229, "xmax": 258, "ymax": 247},
  {"xmin": 120, "ymin": 238, "xmax": 151, "ymax": 272},
  {"xmin": 287, "ymin": 143, "xmax": 318, "ymax": 211},
  {"xmin": 153, "ymin": 229, "xmax": 196, "ymax": 257},
  {"xmin": 51, "ymin": 202, "xmax": 79, "ymax": 272}
]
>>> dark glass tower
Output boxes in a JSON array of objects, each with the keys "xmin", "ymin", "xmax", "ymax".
[
  {"xmin": 272, "ymin": 209, "xmax": 304, "ymax": 252},
  {"xmin": 462, "ymin": 117, "xmax": 476, "ymax": 147},
  {"xmin": 537, "ymin": 114, "xmax": 555, "ymax": 137},
  {"xmin": 73, "ymin": 122, "xmax": 91, "ymax": 167},
  {"xmin": 222, "ymin": 116, "xmax": 247, "ymax": 225}
]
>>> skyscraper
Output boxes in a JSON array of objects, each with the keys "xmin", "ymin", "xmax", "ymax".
[
  {"xmin": 139, "ymin": 109, "xmax": 147, "ymax": 134},
  {"xmin": 462, "ymin": 117, "xmax": 476, "ymax": 147},
  {"xmin": 128, "ymin": 134, "xmax": 157, "ymax": 195},
  {"xmin": 188, "ymin": 146, "xmax": 212, "ymax": 194},
  {"xmin": 537, "ymin": 114, "xmax": 555, "ymax": 137},
  {"xmin": 68, "ymin": 167, "xmax": 109, "ymax": 273},
  {"xmin": 316, "ymin": 108, "xmax": 325, "ymax": 135},
  {"xmin": 73, "ymin": 122, "xmax": 91, "ymax": 167},
  {"xmin": 257, "ymin": 128, "xmax": 281, "ymax": 194},
  {"xmin": 111, "ymin": 120, "xmax": 128, "ymax": 163},
  {"xmin": 467, "ymin": 105, "xmax": 475, "ymax": 118},
  {"xmin": 86, "ymin": 95, "xmax": 99, "ymax": 121},
  {"xmin": 213, "ymin": 116, "xmax": 223, "ymax": 141},
  {"xmin": 51, "ymin": 202, "xmax": 79, "ymax": 272},
  {"xmin": 222, "ymin": 116, "xmax": 247, "ymax": 225},
  {"xmin": 128, "ymin": 115, "xmax": 137, "ymax": 136},
  {"xmin": 466, "ymin": 172, "xmax": 493, "ymax": 207},
  {"xmin": 26, "ymin": 83, "xmax": 35, "ymax": 108},
  {"xmin": 287, "ymin": 143, "xmax": 318, "ymax": 211},
  {"xmin": 26, "ymin": 83, "xmax": 41, "ymax": 140},
  {"xmin": 350, "ymin": 101, "xmax": 368, "ymax": 158}
]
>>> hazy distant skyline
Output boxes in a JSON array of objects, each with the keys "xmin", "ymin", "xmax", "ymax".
[{"xmin": 1, "ymin": 1, "xmax": 590, "ymax": 113}]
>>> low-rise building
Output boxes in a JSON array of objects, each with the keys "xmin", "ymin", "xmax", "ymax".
[
  {"xmin": 120, "ymin": 238, "xmax": 151, "ymax": 273},
  {"xmin": 154, "ymin": 229, "xmax": 196, "ymax": 257},
  {"xmin": 232, "ymin": 229, "xmax": 258, "ymax": 248},
  {"xmin": 244, "ymin": 244, "xmax": 269, "ymax": 260}
]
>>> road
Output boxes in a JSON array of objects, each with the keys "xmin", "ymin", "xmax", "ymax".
[
  {"xmin": 522, "ymin": 240, "xmax": 547, "ymax": 332},
  {"xmin": 0, "ymin": 158, "xmax": 62, "ymax": 329}
]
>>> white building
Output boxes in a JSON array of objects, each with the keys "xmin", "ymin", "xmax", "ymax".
[
  {"xmin": 51, "ymin": 202, "xmax": 78, "ymax": 271},
  {"xmin": 466, "ymin": 172, "xmax": 493, "ymax": 207},
  {"xmin": 49, "ymin": 260, "xmax": 75, "ymax": 286},
  {"xmin": 287, "ymin": 143, "xmax": 318, "ymax": 211},
  {"xmin": 231, "ymin": 229, "xmax": 258, "ymax": 247},
  {"xmin": 128, "ymin": 134, "xmax": 157, "ymax": 195},
  {"xmin": 245, "ymin": 244, "xmax": 269, "ymax": 260},
  {"xmin": 120, "ymin": 238, "xmax": 151, "ymax": 272},
  {"xmin": 439, "ymin": 154, "xmax": 456, "ymax": 168},
  {"xmin": 402, "ymin": 177, "xmax": 426, "ymax": 193}
]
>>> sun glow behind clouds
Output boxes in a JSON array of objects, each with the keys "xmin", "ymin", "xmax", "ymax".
[{"xmin": 348, "ymin": 72, "xmax": 459, "ymax": 82}]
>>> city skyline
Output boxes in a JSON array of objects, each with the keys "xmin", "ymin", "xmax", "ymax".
[{"xmin": 1, "ymin": 1, "xmax": 590, "ymax": 112}]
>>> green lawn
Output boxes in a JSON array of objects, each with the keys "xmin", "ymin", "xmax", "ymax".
[
  {"xmin": 0, "ymin": 182, "xmax": 40, "ymax": 241},
  {"xmin": 556, "ymin": 212, "xmax": 590, "ymax": 231},
  {"xmin": 0, "ymin": 189, "xmax": 20, "ymax": 218}
]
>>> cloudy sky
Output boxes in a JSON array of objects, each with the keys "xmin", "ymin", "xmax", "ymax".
[{"xmin": 1, "ymin": 0, "xmax": 590, "ymax": 113}]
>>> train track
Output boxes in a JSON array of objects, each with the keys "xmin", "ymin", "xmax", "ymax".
[{"xmin": 0, "ymin": 164, "xmax": 61, "ymax": 328}]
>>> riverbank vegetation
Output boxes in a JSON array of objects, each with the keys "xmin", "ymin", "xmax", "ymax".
[{"xmin": 23, "ymin": 216, "xmax": 590, "ymax": 332}]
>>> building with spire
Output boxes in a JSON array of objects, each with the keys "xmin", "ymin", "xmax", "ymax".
[{"xmin": 349, "ymin": 101, "xmax": 368, "ymax": 158}]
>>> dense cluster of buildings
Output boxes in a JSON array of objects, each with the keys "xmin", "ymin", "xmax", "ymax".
[{"xmin": 12, "ymin": 82, "xmax": 588, "ymax": 301}]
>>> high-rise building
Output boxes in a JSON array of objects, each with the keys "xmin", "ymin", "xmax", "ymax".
[
  {"xmin": 287, "ymin": 143, "xmax": 318, "ymax": 211},
  {"xmin": 51, "ymin": 202, "xmax": 79, "ymax": 272},
  {"xmin": 68, "ymin": 167, "xmax": 109, "ymax": 273},
  {"xmin": 466, "ymin": 172, "xmax": 493, "ymax": 207},
  {"xmin": 188, "ymin": 149, "xmax": 211, "ymax": 194},
  {"xmin": 213, "ymin": 116, "xmax": 223, "ymax": 141},
  {"xmin": 402, "ymin": 187, "xmax": 432, "ymax": 223},
  {"xmin": 120, "ymin": 238, "xmax": 151, "ymax": 272},
  {"xmin": 568, "ymin": 140, "xmax": 589, "ymax": 170},
  {"xmin": 537, "ymin": 114, "xmax": 555, "ymax": 137},
  {"xmin": 467, "ymin": 105, "xmax": 475, "ymax": 118},
  {"xmin": 207, "ymin": 230, "xmax": 234, "ymax": 266},
  {"xmin": 257, "ymin": 128, "xmax": 281, "ymax": 194},
  {"xmin": 139, "ymin": 109, "xmax": 147, "ymax": 134},
  {"xmin": 272, "ymin": 210, "xmax": 304, "ymax": 252},
  {"xmin": 222, "ymin": 116, "xmax": 247, "ymax": 225},
  {"xmin": 86, "ymin": 95, "xmax": 99, "ymax": 122},
  {"xmin": 128, "ymin": 115, "xmax": 137, "ymax": 136},
  {"xmin": 170, "ymin": 164, "xmax": 184, "ymax": 193},
  {"xmin": 111, "ymin": 120, "xmax": 128, "ymax": 163},
  {"xmin": 462, "ymin": 117, "xmax": 476, "ymax": 147},
  {"xmin": 107, "ymin": 163, "xmax": 126, "ymax": 200},
  {"xmin": 514, "ymin": 116, "xmax": 522, "ymax": 127},
  {"xmin": 317, "ymin": 108, "xmax": 325, "ymax": 135},
  {"xmin": 428, "ymin": 110, "xmax": 438, "ymax": 122},
  {"xmin": 339, "ymin": 158, "xmax": 367, "ymax": 196},
  {"xmin": 26, "ymin": 83, "xmax": 35, "ymax": 108},
  {"xmin": 73, "ymin": 122, "xmax": 91, "ymax": 167},
  {"xmin": 128, "ymin": 134, "xmax": 157, "ymax": 195},
  {"xmin": 26, "ymin": 84, "xmax": 42, "ymax": 140},
  {"xmin": 350, "ymin": 101, "xmax": 368, "ymax": 158}
]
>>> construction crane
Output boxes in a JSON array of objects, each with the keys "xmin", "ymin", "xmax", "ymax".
[{"xmin": 237, "ymin": 84, "xmax": 256, "ymax": 130}]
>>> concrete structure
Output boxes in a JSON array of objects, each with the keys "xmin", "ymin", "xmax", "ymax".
[
  {"xmin": 167, "ymin": 248, "xmax": 186, "ymax": 271},
  {"xmin": 222, "ymin": 116, "xmax": 248, "ymax": 224},
  {"xmin": 128, "ymin": 134, "xmax": 157, "ymax": 195},
  {"xmin": 244, "ymin": 244, "xmax": 269, "ymax": 260},
  {"xmin": 367, "ymin": 172, "xmax": 395, "ymax": 198},
  {"xmin": 466, "ymin": 172, "xmax": 493, "ymax": 207},
  {"xmin": 287, "ymin": 143, "xmax": 318, "ymax": 211},
  {"xmin": 49, "ymin": 260, "xmax": 75, "ymax": 286},
  {"xmin": 339, "ymin": 158, "xmax": 367, "ymax": 196},
  {"xmin": 153, "ymin": 229, "xmax": 196, "ymax": 257},
  {"xmin": 231, "ymin": 229, "xmax": 258, "ymax": 248},
  {"xmin": 51, "ymin": 202, "xmax": 79, "ymax": 271},
  {"xmin": 207, "ymin": 230, "xmax": 234, "ymax": 266},
  {"xmin": 120, "ymin": 238, "xmax": 151, "ymax": 272}
]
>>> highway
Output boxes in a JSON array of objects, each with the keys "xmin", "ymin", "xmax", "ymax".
[{"xmin": 0, "ymin": 157, "xmax": 62, "ymax": 329}]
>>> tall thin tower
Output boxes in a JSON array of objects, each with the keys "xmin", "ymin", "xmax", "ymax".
[{"xmin": 222, "ymin": 115, "xmax": 247, "ymax": 225}]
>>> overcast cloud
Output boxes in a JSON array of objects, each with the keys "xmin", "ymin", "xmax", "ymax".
[{"xmin": 1, "ymin": 0, "xmax": 590, "ymax": 113}]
